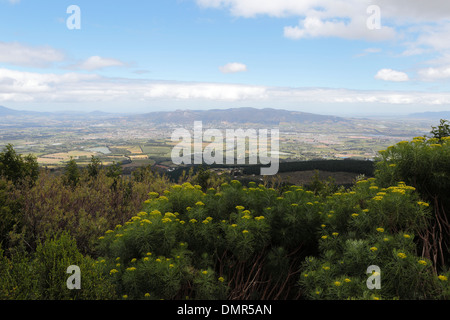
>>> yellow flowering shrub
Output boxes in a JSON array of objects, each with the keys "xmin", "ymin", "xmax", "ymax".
[{"xmin": 94, "ymin": 176, "xmax": 448, "ymax": 300}]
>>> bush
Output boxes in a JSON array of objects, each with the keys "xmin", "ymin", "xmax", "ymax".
[
  {"xmin": 375, "ymin": 135, "xmax": 450, "ymax": 269},
  {"xmin": 298, "ymin": 179, "xmax": 448, "ymax": 300},
  {"xmin": 97, "ymin": 179, "xmax": 448, "ymax": 300},
  {"xmin": 0, "ymin": 144, "xmax": 39, "ymax": 186},
  {"xmin": 0, "ymin": 233, "xmax": 116, "ymax": 300}
]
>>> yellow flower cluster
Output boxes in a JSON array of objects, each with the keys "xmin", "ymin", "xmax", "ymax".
[
  {"xmin": 150, "ymin": 210, "xmax": 162, "ymax": 216},
  {"xmin": 241, "ymin": 213, "xmax": 252, "ymax": 219},
  {"xmin": 397, "ymin": 253, "xmax": 407, "ymax": 259},
  {"xmin": 202, "ymin": 217, "xmax": 213, "ymax": 224},
  {"xmin": 161, "ymin": 217, "xmax": 172, "ymax": 223},
  {"xmin": 438, "ymin": 275, "xmax": 448, "ymax": 281}
]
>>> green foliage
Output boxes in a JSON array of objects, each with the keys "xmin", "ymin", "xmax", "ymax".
[
  {"xmin": 87, "ymin": 156, "xmax": 102, "ymax": 178},
  {"xmin": 298, "ymin": 179, "xmax": 448, "ymax": 300},
  {"xmin": 63, "ymin": 157, "xmax": 80, "ymax": 187},
  {"xmin": 242, "ymin": 159, "xmax": 374, "ymax": 177},
  {"xmin": 15, "ymin": 169, "xmax": 171, "ymax": 256},
  {"xmin": 106, "ymin": 161, "xmax": 123, "ymax": 179},
  {"xmin": 0, "ymin": 144, "xmax": 39, "ymax": 186},
  {"xmin": 0, "ymin": 143, "xmax": 448, "ymax": 301},
  {"xmin": 375, "ymin": 133, "xmax": 450, "ymax": 268},
  {"xmin": 306, "ymin": 170, "xmax": 339, "ymax": 197},
  {"xmin": 0, "ymin": 234, "xmax": 115, "ymax": 300},
  {"xmin": 430, "ymin": 119, "xmax": 450, "ymax": 141},
  {"xmin": 96, "ymin": 179, "xmax": 448, "ymax": 300},
  {"xmin": 0, "ymin": 178, "xmax": 23, "ymax": 249}
]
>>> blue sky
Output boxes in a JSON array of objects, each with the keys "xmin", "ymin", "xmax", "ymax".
[{"xmin": 0, "ymin": 0, "xmax": 450, "ymax": 116}]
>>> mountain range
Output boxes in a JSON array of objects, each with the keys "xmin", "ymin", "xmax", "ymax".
[
  {"xmin": 0, "ymin": 105, "xmax": 345, "ymax": 125},
  {"xmin": 1, "ymin": 105, "xmax": 448, "ymax": 125}
]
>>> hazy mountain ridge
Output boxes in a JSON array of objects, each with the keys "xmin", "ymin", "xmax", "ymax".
[
  {"xmin": 409, "ymin": 111, "xmax": 450, "ymax": 119},
  {"xmin": 136, "ymin": 107, "xmax": 345, "ymax": 124},
  {"xmin": 0, "ymin": 105, "xmax": 345, "ymax": 125}
]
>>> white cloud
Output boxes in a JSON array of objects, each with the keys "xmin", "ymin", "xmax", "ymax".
[
  {"xmin": 2, "ymin": 68, "xmax": 450, "ymax": 111},
  {"xmin": 197, "ymin": 0, "xmax": 450, "ymax": 22},
  {"xmin": 284, "ymin": 16, "xmax": 395, "ymax": 41},
  {"xmin": 375, "ymin": 69, "xmax": 409, "ymax": 82},
  {"xmin": 418, "ymin": 66, "xmax": 450, "ymax": 81},
  {"xmin": 0, "ymin": 41, "xmax": 65, "ymax": 67},
  {"xmin": 197, "ymin": 0, "xmax": 450, "ymax": 82},
  {"xmin": 219, "ymin": 62, "xmax": 248, "ymax": 74},
  {"xmin": 70, "ymin": 56, "xmax": 126, "ymax": 71}
]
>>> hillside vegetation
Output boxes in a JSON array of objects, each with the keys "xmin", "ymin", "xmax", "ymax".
[{"xmin": 0, "ymin": 121, "xmax": 449, "ymax": 300}]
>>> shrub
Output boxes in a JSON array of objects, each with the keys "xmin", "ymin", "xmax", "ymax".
[
  {"xmin": 0, "ymin": 233, "xmax": 115, "ymax": 300},
  {"xmin": 97, "ymin": 179, "xmax": 448, "ymax": 300},
  {"xmin": 375, "ymin": 134, "xmax": 450, "ymax": 269},
  {"xmin": 298, "ymin": 179, "xmax": 448, "ymax": 300}
]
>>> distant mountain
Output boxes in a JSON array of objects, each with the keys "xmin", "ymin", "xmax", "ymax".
[
  {"xmin": 0, "ymin": 105, "xmax": 53, "ymax": 117},
  {"xmin": 409, "ymin": 111, "xmax": 450, "ymax": 120},
  {"xmin": 0, "ymin": 106, "xmax": 117, "ymax": 119},
  {"xmin": 0, "ymin": 105, "xmax": 21, "ymax": 116},
  {"xmin": 137, "ymin": 107, "xmax": 345, "ymax": 125},
  {"xmin": 0, "ymin": 105, "xmax": 345, "ymax": 125}
]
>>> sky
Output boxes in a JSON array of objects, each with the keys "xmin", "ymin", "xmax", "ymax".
[{"xmin": 0, "ymin": 0, "xmax": 450, "ymax": 116}]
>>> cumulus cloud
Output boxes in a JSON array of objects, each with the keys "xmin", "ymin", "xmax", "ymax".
[
  {"xmin": 375, "ymin": 69, "xmax": 409, "ymax": 82},
  {"xmin": 70, "ymin": 56, "xmax": 126, "ymax": 71},
  {"xmin": 0, "ymin": 41, "xmax": 65, "ymax": 68},
  {"xmin": 197, "ymin": 0, "xmax": 450, "ymax": 82},
  {"xmin": 219, "ymin": 62, "xmax": 248, "ymax": 74}
]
